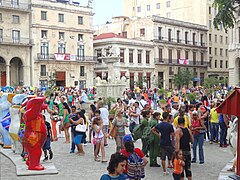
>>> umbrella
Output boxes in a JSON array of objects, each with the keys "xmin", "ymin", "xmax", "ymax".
[{"xmin": 216, "ymin": 88, "xmax": 240, "ymax": 178}]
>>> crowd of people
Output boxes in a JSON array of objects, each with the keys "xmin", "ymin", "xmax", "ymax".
[{"xmin": 6, "ymin": 85, "xmax": 236, "ymax": 179}]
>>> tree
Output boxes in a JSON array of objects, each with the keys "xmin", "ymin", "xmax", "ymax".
[
  {"xmin": 203, "ymin": 77, "xmax": 219, "ymax": 88},
  {"xmin": 213, "ymin": 0, "xmax": 240, "ymax": 31},
  {"xmin": 173, "ymin": 69, "xmax": 194, "ymax": 88}
]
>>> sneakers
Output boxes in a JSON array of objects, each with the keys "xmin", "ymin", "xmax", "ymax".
[
  {"xmin": 104, "ymin": 144, "xmax": 108, "ymax": 147},
  {"xmin": 49, "ymin": 151, "xmax": 53, "ymax": 160},
  {"xmin": 43, "ymin": 155, "xmax": 48, "ymax": 162},
  {"xmin": 163, "ymin": 171, "xmax": 169, "ymax": 175},
  {"xmin": 84, "ymin": 143, "xmax": 88, "ymax": 146},
  {"xmin": 150, "ymin": 164, "xmax": 161, "ymax": 167},
  {"xmin": 209, "ymin": 141, "xmax": 213, "ymax": 144}
]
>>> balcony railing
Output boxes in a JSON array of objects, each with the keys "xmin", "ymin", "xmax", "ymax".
[
  {"xmin": 0, "ymin": 0, "xmax": 30, "ymax": 11},
  {"xmin": 37, "ymin": 53, "xmax": 98, "ymax": 62},
  {"xmin": 154, "ymin": 58, "xmax": 209, "ymax": 66},
  {"xmin": 0, "ymin": 37, "xmax": 31, "ymax": 45},
  {"xmin": 154, "ymin": 36, "xmax": 207, "ymax": 47}
]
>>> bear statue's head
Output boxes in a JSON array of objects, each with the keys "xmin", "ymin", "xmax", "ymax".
[{"xmin": 24, "ymin": 97, "xmax": 46, "ymax": 120}]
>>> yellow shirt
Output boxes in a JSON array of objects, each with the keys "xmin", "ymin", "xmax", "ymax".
[
  {"xmin": 210, "ymin": 108, "xmax": 219, "ymax": 123},
  {"xmin": 174, "ymin": 115, "xmax": 191, "ymax": 128}
]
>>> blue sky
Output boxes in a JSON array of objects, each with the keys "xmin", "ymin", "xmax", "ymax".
[{"xmin": 92, "ymin": 0, "xmax": 123, "ymax": 25}]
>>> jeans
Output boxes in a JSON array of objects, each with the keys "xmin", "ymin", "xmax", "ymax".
[
  {"xmin": 153, "ymin": 99, "xmax": 158, "ymax": 110},
  {"xmin": 70, "ymin": 130, "xmax": 76, "ymax": 152},
  {"xmin": 115, "ymin": 136, "xmax": 124, "ymax": 152},
  {"xmin": 219, "ymin": 122, "xmax": 227, "ymax": 146},
  {"xmin": 192, "ymin": 133, "xmax": 204, "ymax": 163},
  {"xmin": 210, "ymin": 122, "xmax": 219, "ymax": 142},
  {"xmin": 129, "ymin": 122, "xmax": 136, "ymax": 133},
  {"xmin": 204, "ymin": 120, "xmax": 210, "ymax": 140}
]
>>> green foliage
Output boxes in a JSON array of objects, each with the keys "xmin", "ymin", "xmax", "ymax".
[
  {"xmin": 173, "ymin": 69, "xmax": 194, "ymax": 88},
  {"xmin": 187, "ymin": 93, "xmax": 198, "ymax": 102},
  {"xmin": 213, "ymin": 0, "xmax": 240, "ymax": 32},
  {"xmin": 203, "ymin": 77, "xmax": 219, "ymax": 88},
  {"xmin": 48, "ymin": 72, "xmax": 56, "ymax": 89},
  {"xmin": 44, "ymin": 89, "xmax": 54, "ymax": 98},
  {"xmin": 109, "ymin": 109, "xmax": 117, "ymax": 115},
  {"xmin": 158, "ymin": 88, "xmax": 166, "ymax": 96},
  {"xmin": 104, "ymin": 96, "xmax": 116, "ymax": 110}
]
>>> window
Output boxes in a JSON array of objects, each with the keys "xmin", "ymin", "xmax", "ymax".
[
  {"xmin": 215, "ymin": 48, "xmax": 217, "ymax": 55},
  {"xmin": 166, "ymin": 1, "xmax": 170, "ymax": 7},
  {"xmin": 147, "ymin": 5, "xmax": 150, "ymax": 11},
  {"xmin": 122, "ymin": 31, "xmax": 127, "ymax": 38},
  {"xmin": 96, "ymin": 49, "xmax": 102, "ymax": 63},
  {"xmin": 226, "ymin": 60, "xmax": 228, "ymax": 68},
  {"xmin": 77, "ymin": 45, "xmax": 84, "ymax": 60},
  {"xmin": 120, "ymin": 49, "xmax": 124, "ymax": 63},
  {"xmin": 40, "ymin": 42, "xmax": 49, "ymax": 59},
  {"xmin": 219, "ymin": 24, "xmax": 223, "ymax": 31},
  {"xmin": 201, "ymin": 53, "xmax": 204, "ymax": 65},
  {"xmin": 0, "ymin": 29, "xmax": 2, "ymax": 42},
  {"xmin": 168, "ymin": 49, "xmax": 172, "ymax": 63},
  {"xmin": 169, "ymin": 67, "xmax": 173, "ymax": 75},
  {"xmin": 78, "ymin": 34, "xmax": 83, "ymax": 41},
  {"xmin": 0, "ymin": 13, "xmax": 2, "ymax": 21},
  {"xmin": 78, "ymin": 16, "xmax": 83, "ymax": 25},
  {"xmin": 185, "ymin": 32, "xmax": 188, "ymax": 44},
  {"xmin": 140, "ymin": 28, "xmax": 145, "ymax": 36},
  {"xmin": 146, "ymin": 51, "xmax": 150, "ymax": 64},
  {"xmin": 40, "ymin": 65, "xmax": 46, "ymax": 76},
  {"xmin": 226, "ymin": 49, "xmax": 228, "ymax": 57},
  {"xmin": 220, "ymin": 60, "xmax": 223, "ymax": 68},
  {"xmin": 209, "ymin": 33, "xmax": 212, "ymax": 41},
  {"xmin": 192, "ymin": 33, "xmax": 196, "ymax": 45},
  {"xmin": 12, "ymin": 30, "xmax": 20, "ymax": 43},
  {"xmin": 41, "ymin": 11, "xmax": 47, "ymax": 20},
  {"xmin": 138, "ymin": 50, "xmax": 142, "ymax": 63},
  {"xmin": 158, "ymin": 48, "xmax": 162, "ymax": 62},
  {"xmin": 215, "ymin": 60, "xmax": 217, "ymax": 68},
  {"xmin": 226, "ymin": 37, "xmax": 228, "ymax": 44},
  {"xmin": 137, "ymin": 6, "xmax": 141, "ymax": 12},
  {"xmin": 11, "ymin": 0, "xmax": 19, "ymax": 7},
  {"xmin": 209, "ymin": 47, "xmax": 212, "ymax": 54},
  {"xmin": 41, "ymin": 30, "xmax": 47, "ymax": 38},
  {"xmin": 209, "ymin": 6, "xmax": 211, "ymax": 14},
  {"xmin": 200, "ymin": 34, "xmax": 204, "ymax": 46},
  {"xmin": 166, "ymin": 12, "xmax": 171, "ymax": 18},
  {"xmin": 158, "ymin": 27, "xmax": 162, "ymax": 40},
  {"xmin": 220, "ymin": 48, "xmax": 223, "ymax": 56},
  {"xmin": 59, "ymin": 32, "xmax": 65, "ymax": 39},
  {"xmin": 80, "ymin": 66, "xmax": 85, "ymax": 76},
  {"xmin": 220, "ymin": 35, "xmax": 223, "ymax": 43},
  {"xmin": 58, "ymin": 13, "xmax": 64, "ymax": 22},
  {"xmin": 58, "ymin": 43, "xmax": 66, "ymax": 54},
  {"xmin": 193, "ymin": 52, "xmax": 196, "ymax": 65},
  {"xmin": 177, "ymin": 50, "xmax": 181, "ymax": 60},
  {"xmin": 156, "ymin": 3, "xmax": 160, "ymax": 9},
  {"xmin": 185, "ymin": 51, "xmax": 189, "ymax": 59},
  {"xmin": 239, "ymin": 28, "xmax": 240, "ymax": 43},
  {"xmin": 209, "ymin": 20, "xmax": 212, "ymax": 28},
  {"xmin": 12, "ymin": 15, "xmax": 19, "ymax": 23},
  {"xmin": 177, "ymin": 30, "xmax": 180, "ymax": 43},
  {"xmin": 214, "ymin": 8, "xmax": 217, "ymax": 16},
  {"xmin": 215, "ymin": 34, "xmax": 217, "ymax": 43},
  {"xmin": 209, "ymin": 57, "xmax": 212, "ymax": 68},
  {"xmin": 129, "ymin": 49, "xmax": 133, "ymax": 63},
  {"xmin": 168, "ymin": 29, "xmax": 172, "ymax": 41}
]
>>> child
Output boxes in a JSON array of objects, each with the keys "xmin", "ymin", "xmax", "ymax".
[
  {"xmin": 172, "ymin": 150, "xmax": 185, "ymax": 180},
  {"xmin": 42, "ymin": 115, "xmax": 53, "ymax": 161}
]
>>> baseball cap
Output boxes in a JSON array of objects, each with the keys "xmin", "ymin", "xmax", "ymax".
[{"xmin": 123, "ymin": 134, "xmax": 133, "ymax": 144}]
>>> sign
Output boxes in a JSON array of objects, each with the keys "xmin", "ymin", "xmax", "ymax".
[
  {"xmin": 178, "ymin": 59, "xmax": 189, "ymax": 65},
  {"xmin": 54, "ymin": 53, "xmax": 71, "ymax": 60}
]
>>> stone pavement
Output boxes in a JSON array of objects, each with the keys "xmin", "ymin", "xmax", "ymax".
[{"xmin": 0, "ymin": 133, "xmax": 233, "ymax": 180}]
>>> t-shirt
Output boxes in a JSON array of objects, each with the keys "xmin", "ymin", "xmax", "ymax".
[
  {"xmin": 120, "ymin": 148, "xmax": 144, "ymax": 174},
  {"xmin": 100, "ymin": 174, "xmax": 126, "ymax": 180},
  {"xmin": 112, "ymin": 118, "xmax": 127, "ymax": 136},
  {"xmin": 132, "ymin": 107, "xmax": 141, "ymax": 124},
  {"xmin": 155, "ymin": 121, "xmax": 174, "ymax": 146},
  {"xmin": 210, "ymin": 108, "xmax": 219, "ymax": 123},
  {"xmin": 100, "ymin": 107, "xmax": 109, "ymax": 126},
  {"xmin": 174, "ymin": 115, "xmax": 190, "ymax": 128},
  {"xmin": 173, "ymin": 158, "xmax": 183, "ymax": 174}
]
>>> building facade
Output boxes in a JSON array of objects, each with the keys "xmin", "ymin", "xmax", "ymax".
[
  {"xmin": 0, "ymin": 0, "xmax": 32, "ymax": 87},
  {"xmin": 94, "ymin": 16, "xmax": 208, "ymax": 89},
  {"xmin": 32, "ymin": 0, "xmax": 95, "ymax": 88},
  {"xmin": 123, "ymin": 0, "xmax": 229, "ymax": 82}
]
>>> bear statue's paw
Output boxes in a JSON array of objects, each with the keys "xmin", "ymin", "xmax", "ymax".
[{"xmin": 28, "ymin": 164, "xmax": 45, "ymax": 171}]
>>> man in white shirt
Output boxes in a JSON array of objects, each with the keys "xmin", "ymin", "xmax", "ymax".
[
  {"xmin": 129, "ymin": 102, "xmax": 141, "ymax": 133},
  {"xmin": 139, "ymin": 96, "xmax": 147, "ymax": 111},
  {"xmin": 98, "ymin": 101, "xmax": 109, "ymax": 146}
]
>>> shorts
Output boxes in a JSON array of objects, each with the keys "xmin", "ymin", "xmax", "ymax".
[
  {"xmin": 42, "ymin": 137, "xmax": 51, "ymax": 151},
  {"xmin": 160, "ymin": 145, "xmax": 174, "ymax": 161},
  {"xmin": 103, "ymin": 125, "xmax": 109, "ymax": 134},
  {"xmin": 74, "ymin": 135, "xmax": 83, "ymax": 145}
]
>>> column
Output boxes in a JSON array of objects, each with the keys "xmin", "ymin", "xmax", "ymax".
[
  {"xmin": 23, "ymin": 65, "xmax": 30, "ymax": 86},
  {"xmin": 6, "ymin": 64, "xmax": 10, "ymax": 86}
]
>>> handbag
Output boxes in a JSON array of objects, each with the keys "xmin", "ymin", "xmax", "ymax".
[
  {"xmin": 110, "ymin": 126, "xmax": 118, "ymax": 138},
  {"xmin": 75, "ymin": 119, "xmax": 87, "ymax": 132}
]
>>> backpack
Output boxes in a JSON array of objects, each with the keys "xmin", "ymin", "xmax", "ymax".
[
  {"xmin": 132, "ymin": 124, "xmax": 143, "ymax": 141},
  {"xmin": 142, "ymin": 127, "xmax": 154, "ymax": 144},
  {"xmin": 127, "ymin": 152, "xmax": 145, "ymax": 179}
]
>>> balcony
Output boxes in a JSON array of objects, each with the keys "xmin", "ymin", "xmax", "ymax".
[
  {"xmin": 154, "ymin": 36, "xmax": 207, "ymax": 48},
  {"xmin": 0, "ymin": 37, "xmax": 32, "ymax": 46},
  {"xmin": 37, "ymin": 53, "xmax": 98, "ymax": 63},
  {"xmin": 154, "ymin": 58, "xmax": 209, "ymax": 67},
  {"xmin": 0, "ymin": 0, "xmax": 30, "ymax": 12}
]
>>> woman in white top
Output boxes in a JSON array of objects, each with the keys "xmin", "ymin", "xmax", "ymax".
[{"xmin": 92, "ymin": 117, "xmax": 107, "ymax": 163}]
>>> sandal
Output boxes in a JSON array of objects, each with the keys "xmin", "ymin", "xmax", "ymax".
[
  {"xmin": 227, "ymin": 167, "xmax": 235, "ymax": 172},
  {"xmin": 101, "ymin": 160, "xmax": 108, "ymax": 163},
  {"xmin": 94, "ymin": 159, "xmax": 101, "ymax": 162}
]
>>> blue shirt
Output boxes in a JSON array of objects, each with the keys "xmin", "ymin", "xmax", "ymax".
[
  {"xmin": 100, "ymin": 174, "xmax": 126, "ymax": 180},
  {"xmin": 155, "ymin": 121, "xmax": 174, "ymax": 146}
]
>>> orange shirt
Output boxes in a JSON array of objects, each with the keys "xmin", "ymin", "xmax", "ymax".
[
  {"xmin": 143, "ymin": 93, "xmax": 148, "ymax": 100},
  {"xmin": 173, "ymin": 159, "xmax": 183, "ymax": 174},
  {"xmin": 173, "ymin": 96, "xmax": 179, "ymax": 103}
]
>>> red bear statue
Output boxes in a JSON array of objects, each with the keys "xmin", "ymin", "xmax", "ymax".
[{"xmin": 22, "ymin": 97, "xmax": 47, "ymax": 170}]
